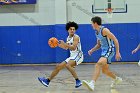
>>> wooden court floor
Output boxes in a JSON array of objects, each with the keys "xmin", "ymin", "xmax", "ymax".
[{"xmin": 0, "ymin": 63, "xmax": 139, "ymax": 93}]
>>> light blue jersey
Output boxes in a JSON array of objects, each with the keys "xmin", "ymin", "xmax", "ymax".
[{"xmin": 95, "ymin": 26, "xmax": 115, "ymax": 64}]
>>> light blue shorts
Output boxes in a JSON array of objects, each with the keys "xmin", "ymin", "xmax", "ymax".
[{"xmin": 101, "ymin": 50, "xmax": 115, "ymax": 64}]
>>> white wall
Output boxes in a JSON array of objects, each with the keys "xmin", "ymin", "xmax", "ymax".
[
  {"xmin": 67, "ymin": 0, "xmax": 140, "ymax": 24},
  {"xmin": 55, "ymin": 0, "xmax": 67, "ymax": 24},
  {"xmin": 0, "ymin": 0, "xmax": 139, "ymax": 26},
  {"xmin": 0, "ymin": 0, "xmax": 67, "ymax": 26},
  {"xmin": 0, "ymin": 0, "xmax": 55, "ymax": 26}
]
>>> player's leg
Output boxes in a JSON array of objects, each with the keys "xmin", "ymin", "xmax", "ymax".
[
  {"xmin": 92, "ymin": 57, "xmax": 107, "ymax": 81},
  {"xmin": 102, "ymin": 63, "xmax": 122, "ymax": 88},
  {"xmin": 82, "ymin": 57, "xmax": 107, "ymax": 91},
  {"xmin": 38, "ymin": 61, "xmax": 66, "ymax": 87},
  {"xmin": 102, "ymin": 52, "xmax": 116, "ymax": 79},
  {"xmin": 66, "ymin": 56, "xmax": 83, "ymax": 88},
  {"xmin": 102, "ymin": 52, "xmax": 122, "ymax": 88},
  {"xmin": 66, "ymin": 60, "xmax": 78, "ymax": 79},
  {"xmin": 102, "ymin": 64, "xmax": 116, "ymax": 79},
  {"xmin": 48, "ymin": 61, "xmax": 67, "ymax": 80}
]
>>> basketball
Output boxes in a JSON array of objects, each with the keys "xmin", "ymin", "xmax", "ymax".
[{"xmin": 48, "ymin": 37, "xmax": 59, "ymax": 48}]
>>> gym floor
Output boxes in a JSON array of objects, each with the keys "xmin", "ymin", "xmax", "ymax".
[{"xmin": 0, "ymin": 63, "xmax": 139, "ymax": 93}]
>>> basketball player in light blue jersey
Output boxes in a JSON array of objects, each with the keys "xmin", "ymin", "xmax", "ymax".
[
  {"xmin": 82, "ymin": 16, "xmax": 122, "ymax": 91},
  {"xmin": 132, "ymin": 43, "xmax": 140, "ymax": 66},
  {"xmin": 38, "ymin": 22, "xmax": 83, "ymax": 88}
]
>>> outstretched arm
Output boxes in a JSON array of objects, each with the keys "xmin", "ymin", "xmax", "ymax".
[
  {"xmin": 88, "ymin": 40, "xmax": 101, "ymax": 55},
  {"xmin": 132, "ymin": 43, "xmax": 140, "ymax": 54}
]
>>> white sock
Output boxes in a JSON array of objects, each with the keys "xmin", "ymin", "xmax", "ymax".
[
  {"xmin": 90, "ymin": 80, "xmax": 95, "ymax": 84},
  {"xmin": 116, "ymin": 76, "xmax": 118, "ymax": 78}
]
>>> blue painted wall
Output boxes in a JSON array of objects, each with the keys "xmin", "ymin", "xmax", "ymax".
[
  {"xmin": 0, "ymin": 25, "xmax": 55, "ymax": 64},
  {"xmin": 0, "ymin": 23, "xmax": 139, "ymax": 64}
]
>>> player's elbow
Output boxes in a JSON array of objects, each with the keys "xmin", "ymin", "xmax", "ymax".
[
  {"xmin": 97, "ymin": 44, "xmax": 101, "ymax": 48},
  {"xmin": 64, "ymin": 47, "xmax": 68, "ymax": 50}
]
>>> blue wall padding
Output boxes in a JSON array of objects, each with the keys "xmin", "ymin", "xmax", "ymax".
[{"xmin": 0, "ymin": 23, "xmax": 139, "ymax": 64}]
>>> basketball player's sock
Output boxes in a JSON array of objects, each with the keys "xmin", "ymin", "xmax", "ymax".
[
  {"xmin": 47, "ymin": 78, "xmax": 50, "ymax": 82},
  {"xmin": 75, "ymin": 78, "xmax": 79, "ymax": 81},
  {"xmin": 90, "ymin": 80, "xmax": 95, "ymax": 84}
]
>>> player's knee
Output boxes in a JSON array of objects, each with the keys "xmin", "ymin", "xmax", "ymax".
[
  {"xmin": 102, "ymin": 69, "xmax": 107, "ymax": 74},
  {"xmin": 97, "ymin": 61, "xmax": 106, "ymax": 67},
  {"xmin": 102, "ymin": 68, "xmax": 109, "ymax": 74},
  {"xmin": 96, "ymin": 62, "xmax": 102, "ymax": 67},
  {"xmin": 95, "ymin": 63, "xmax": 100, "ymax": 69}
]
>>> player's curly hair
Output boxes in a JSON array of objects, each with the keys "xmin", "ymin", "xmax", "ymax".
[{"xmin": 66, "ymin": 21, "xmax": 78, "ymax": 31}]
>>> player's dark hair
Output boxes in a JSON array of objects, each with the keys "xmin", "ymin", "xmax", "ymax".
[
  {"xmin": 66, "ymin": 21, "xmax": 78, "ymax": 31},
  {"xmin": 91, "ymin": 16, "xmax": 102, "ymax": 25}
]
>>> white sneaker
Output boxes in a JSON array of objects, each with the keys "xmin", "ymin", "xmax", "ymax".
[
  {"xmin": 82, "ymin": 80, "xmax": 94, "ymax": 91},
  {"xmin": 111, "ymin": 89, "xmax": 119, "ymax": 93},
  {"xmin": 111, "ymin": 77, "xmax": 122, "ymax": 88}
]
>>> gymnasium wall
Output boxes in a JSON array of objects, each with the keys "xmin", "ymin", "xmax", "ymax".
[
  {"xmin": 0, "ymin": 0, "xmax": 55, "ymax": 26},
  {"xmin": 0, "ymin": 0, "xmax": 139, "ymax": 64},
  {"xmin": 67, "ymin": 0, "xmax": 140, "ymax": 23}
]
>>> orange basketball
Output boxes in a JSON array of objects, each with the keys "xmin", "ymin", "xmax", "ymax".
[{"xmin": 48, "ymin": 37, "xmax": 59, "ymax": 48}]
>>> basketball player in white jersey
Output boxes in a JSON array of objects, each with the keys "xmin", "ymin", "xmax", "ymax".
[
  {"xmin": 38, "ymin": 21, "xmax": 83, "ymax": 88},
  {"xmin": 82, "ymin": 16, "xmax": 122, "ymax": 91}
]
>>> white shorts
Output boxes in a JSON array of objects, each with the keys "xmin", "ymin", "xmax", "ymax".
[{"xmin": 65, "ymin": 52, "xmax": 83, "ymax": 65}]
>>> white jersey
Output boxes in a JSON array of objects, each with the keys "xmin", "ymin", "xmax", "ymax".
[
  {"xmin": 66, "ymin": 34, "xmax": 83, "ymax": 55},
  {"xmin": 65, "ymin": 34, "xmax": 83, "ymax": 65}
]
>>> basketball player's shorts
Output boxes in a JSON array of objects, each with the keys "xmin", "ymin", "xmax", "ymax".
[
  {"xmin": 65, "ymin": 51, "xmax": 83, "ymax": 65},
  {"xmin": 101, "ymin": 49, "xmax": 115, "ymax": 64}
]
